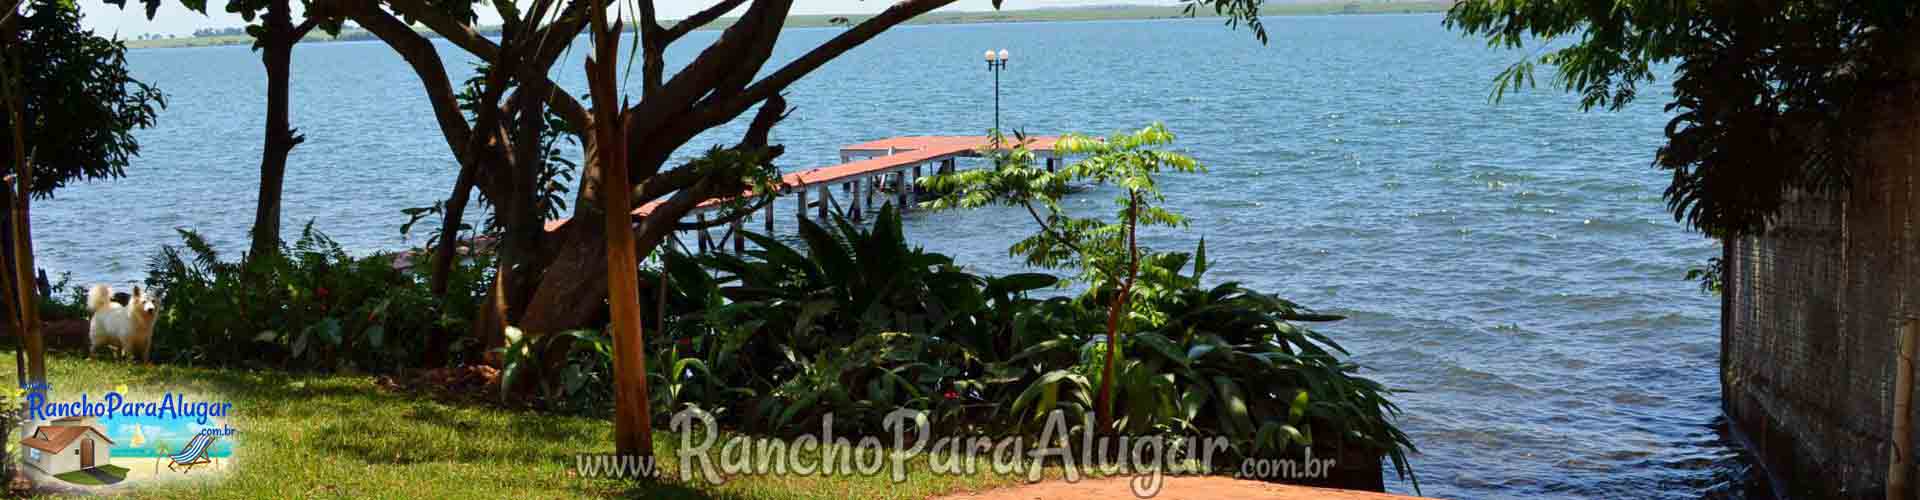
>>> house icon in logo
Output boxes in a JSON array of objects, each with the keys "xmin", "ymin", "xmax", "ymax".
[{"xmin": 20, "ymin": 416, "xmax": 114, "ymax": 475}]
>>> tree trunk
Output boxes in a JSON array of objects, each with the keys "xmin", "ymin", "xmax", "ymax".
[
  {"xmin": 1894, "ymin": 319, "xmax": 1918, "ymax": 500},
  {"xmin": 423, "ymin": 151, "xmax": 478, "ymax": 367},
  {"xmin": 517, "ymin": 221, "xmax": 612, "ymax": 334},
  {"xmin": 249, "ymin": 0, "xmax": 300, "ymax": 261},
  {"xmin": 4, "ymin": 83, "xmax": 42, "ymax": 385}
]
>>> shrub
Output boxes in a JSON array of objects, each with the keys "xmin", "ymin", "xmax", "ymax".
[
  {"xmin": 642, "ymin": 205, "xmax": 1414, "ymax": 484},
  {"xmin": 144, "ymin": 223, "xmax": 490, "ymax": 372},
  {"xmin": 34, "ymin": 272, "xmax": 88, "ymax": 321}
]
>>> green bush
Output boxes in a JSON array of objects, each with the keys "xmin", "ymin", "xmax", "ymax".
[
  {"xmin": 144, "ymin": 223, "xmax": 491, "ymax": 372},
  {"xmin": 633, "ymin": 205, "xmax": 1413, "ymax": 482},
  {"xmin": 35, "ymin": 272, "xmax": 89, "ymax": 321}
]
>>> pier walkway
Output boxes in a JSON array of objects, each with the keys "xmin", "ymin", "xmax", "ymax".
[{"xmin": 552, "ymin": 135, "xmax": 1064, "ymax": 253}]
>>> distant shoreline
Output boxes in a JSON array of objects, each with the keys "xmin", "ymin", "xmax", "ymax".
[{"xmin": 124, "ymin": 2, "xmax": 1451, "ymax": 50}]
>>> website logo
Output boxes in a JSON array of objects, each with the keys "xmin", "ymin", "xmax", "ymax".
[{"xmin": 17, "ymin": 384, "xmax": 237, "ymax": 489}]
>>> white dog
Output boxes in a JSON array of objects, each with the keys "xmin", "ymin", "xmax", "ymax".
[{"xmin": 87, "ymin": 284, "xmax": 159, "ymax": 362}]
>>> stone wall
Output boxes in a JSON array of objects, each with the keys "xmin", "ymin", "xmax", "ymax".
[{"xmin": 1722, "ymin": 77, "xmax": 1920, "ymax": 498}]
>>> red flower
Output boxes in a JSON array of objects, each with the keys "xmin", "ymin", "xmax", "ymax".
[
  {"xmin": 943, "ymin": 391, "xmax": 959, "ymax": 401},
  {"xmin": 316, "ymin": 287, "xmax": 330, "ymax": 299},
  {"xmin": 676, "ymin": 338, "xmax": 692, "ymax": 347}
]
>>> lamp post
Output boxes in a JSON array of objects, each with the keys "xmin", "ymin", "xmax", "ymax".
[{"xmin": 984, "ymin": 48, "xmax": 1009, "ymax": 133}]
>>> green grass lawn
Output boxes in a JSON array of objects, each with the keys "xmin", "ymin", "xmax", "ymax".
[
  {"xmin": 53, "ymin": 464, "xmax": 128, "ymax": 485},
  {"xmin": 2, "ymin": 353, "xmax": 1040, "ymax": 499}
]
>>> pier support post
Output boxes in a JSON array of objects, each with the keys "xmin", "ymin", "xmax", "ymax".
[
  {"xmin": 818, "ymin": 185, "xmax": 830, "ymax": 220},
  {"xmin": 695, "ymin": 213, "xmax": 711, "ymax": 253},
  {"xmin": 732, "ymin": 218, "xmax": 745, "ymax": 254},
  {"xmin": 909, "ymin": 164, "xmax": 922, "ymax": 205},
  {"xmin": 851, "ymin": 178, "xmax": 863, "ymax": 222},
  {"xmin": 764, "ymin": 198, "xmax": 774, "ymax": 235},
  {"xmin": 798, "ymin": 189, "xmax": 809, "ymax": 223},
  {"xmin": 896, "ymin": 170, "xmax": 908, "ymax": 208}
]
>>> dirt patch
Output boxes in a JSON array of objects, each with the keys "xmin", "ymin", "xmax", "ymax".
[
  {"xmin": 1, "ymin": 319, "xmax": 94, "ymax": 351},
  {"xmin": 373, "ymin": 364, "xmax": 501, "ymax": 404},
  {"xmin": 936, "ymin": 477, "xmax": 1427, "ymax": 500}
]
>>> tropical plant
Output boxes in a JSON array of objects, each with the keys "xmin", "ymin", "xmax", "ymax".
[
  {"xmin": 32, "ymin": 271, "xmax": 86, "ymax": 321},
  {"xmin": 918, "ymin": 124, "xmax": 1414, "ymax": 487},
  {"xmin": 1127, "ymin": 242, "xmax": 1414, "ymax": 483},
  {"xmin": 649, "ymin": 204, "xmax": 1068, "ymax": 435},
  {"xmin": 644, "ymin": 203, "xmax": 1415, "ymax": 487},
  {"xmin": 924, "ymin": 123, "xmax": 1203, "ymax": 431},
  {"xmin": 498, "ymin": 326, "xmax": 615, "ymax": 414},
  {"xmin": 145, "ymin": 223, "xmax": 491, "ymax": 372}
]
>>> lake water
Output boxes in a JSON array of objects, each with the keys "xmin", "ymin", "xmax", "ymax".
[{"xmin": 34, "ymin": 13, "xmax": 1753, "ymax": 499}]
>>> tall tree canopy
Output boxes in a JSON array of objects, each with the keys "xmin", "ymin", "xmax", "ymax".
[
  {"xmin": 0, "ymin": 0, "xmax": 164, "ymax": 384},
  {"xmin": 0, "ymin": 0, "xmax": 164, "ymax": 197},
  {"xmin": 345, "ymin": 0, "xmax": 1274, "ymax": 356},
  {"xmin": 1446, "ymin": 1, "xmax": 1920, "ymax": 237}
]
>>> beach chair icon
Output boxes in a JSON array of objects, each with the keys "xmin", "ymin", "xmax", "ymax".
[{"xmin": 167, "ymin": 431, "xmax": 218, "ymax": 473}]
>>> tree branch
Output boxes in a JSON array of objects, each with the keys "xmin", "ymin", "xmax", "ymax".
[
  {"xmin": 385, "ymin": 0, "xmax": 500, "ymax": 58},
  {"xmin": 344, "ymin": 0, "xmax": 472, "ymax": 166},
  {"xmin": 0, "ymin": 0, "xmax": 26, "ymax": 36},
  {"xmin": 663, "ymin": 0, "xmax": 748, "ymax": 42},
  {"xmin": 380, "ymin": 0, "xmax": 589, "ymax": 130},
  {"xmin": 1021, "ymin": 199, "xmax": 1087, "ymax": 258},
  {"xmin": 635, "ymin": 0, "xmax": 787, "ymax": 121},
  {"xmin": 725, "ymin": 0, "xmax": 957, "ymax": 112},
  {"xmin": 637, "ymin": 0, "xmax": 663, "ymax": 36},
  {"xmin": 632, "ymin": 180, "xmax": 725, "ymax": 253},
  {"xmin": 620, "ymin": 0, "xmax": 791, "ymax": 178},
  {"xmin": 638, "ymin": 0, "xmax": 666, "ymax": 94},
  {"xmin": 292, "ymin": 17, "xmax": 321, "ymax": 40}
]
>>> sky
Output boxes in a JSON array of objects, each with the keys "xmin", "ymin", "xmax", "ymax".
[{"xmin": 76, "ymin": 0, "xmax": 1146, "ymax": 37}]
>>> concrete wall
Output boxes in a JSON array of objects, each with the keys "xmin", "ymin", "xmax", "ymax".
[
  {"xmin": 1722, "ymin": 76, "xmax": 1920, "ymax": 498},
  {"xmin": 26, "ymin": 439, "xmax": 99, "ymax": 475}
]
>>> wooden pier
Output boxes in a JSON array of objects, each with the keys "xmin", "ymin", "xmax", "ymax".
[{"xmin": 552, "ymin": 135, "xmax": 1065, "ymax": 253}]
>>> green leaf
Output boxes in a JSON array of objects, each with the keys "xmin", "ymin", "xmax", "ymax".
[
  {"xmin": 991, "ymin": 273, "xmax": 1058, "ymax": 294},
  {"xmin": 562, "ymin": 364, "xmax": 586, "ymax": 395},
  {"xmin": 796, "ymin": 217, "xmax": 855, "ymax": 290},
  {"xmin": 1288, "ymin": 390, "xmax": 1309, "ymax": 425},
  {"xmin": 1131, "ymin": 332, "xmax": 1188, "ymax": 366},
  {"xmin": 1013, "ymin": 370, "xmax": 1078, "ymax": 422},
  {"xmin": 1213, "ymin": 376, "xmax": 1252, "ymax": 437},
  {"xmin": 365, "ymin": 325, "xmax": 386, "ymax": 349},
  {"xmin": 291, "ymin": 331, "xmax": 309, "ymax": 358},
  {"xmin": 316, "ymin": 317, "xmax": 343, "ymax": 346},
  {"xmin": 1279, "ymin": 424, "xmax": 1307, "ymax": 448},
  {"xmin": 779, "ymin": 391, "xmax": 820, "ymax": 428},
  {"xmin": 1180, "ymin": 385, "xmax": 1209, "ymax": 422},
  {"xmin": 1193, "ymin": 237, "xmax": 1209, "ymax": 280},
  {"xmin": 1124, "ymin": 364, "xmax": 1157, "ymax": 433}
]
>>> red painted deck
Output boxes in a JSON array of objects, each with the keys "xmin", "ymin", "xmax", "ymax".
[{"xmin": 545, "ymin": 135, "xmax": 1058, "ymax": 231}]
